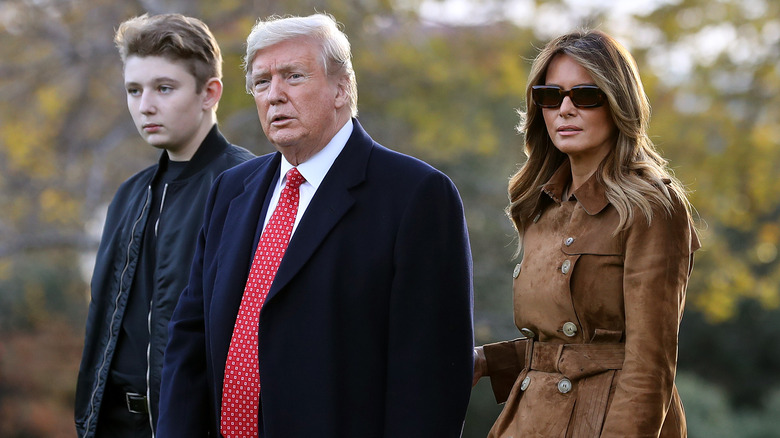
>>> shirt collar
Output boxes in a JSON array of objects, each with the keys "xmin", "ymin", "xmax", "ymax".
[
  {"xmin": 278, "ymin": 118, "xmax": 353, "ymax": 189},
  {"xmin": 540, "ymin": 158, "xmax": 610, "ymax": 215}
]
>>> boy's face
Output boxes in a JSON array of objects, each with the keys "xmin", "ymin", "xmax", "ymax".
[{"xmin": 123, "ymin": 55, "xmax": 210, "ymax": 159}]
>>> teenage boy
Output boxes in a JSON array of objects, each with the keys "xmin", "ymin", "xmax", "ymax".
[{"xmin": 75, "ymin": 13, "xmax": 254, "ymax": 438}]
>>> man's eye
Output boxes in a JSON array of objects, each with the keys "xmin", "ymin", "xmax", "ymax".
[
  {"xmin": 127, "ymin": 88, "xmax": 141, "ymax": 96},
  {"xmin": 159, "ymin": 85, "xmax": 173, "ymax": 93},
  {"xmin": 253, "ymin": 79, "xmax": 269, "ymax": 90}
]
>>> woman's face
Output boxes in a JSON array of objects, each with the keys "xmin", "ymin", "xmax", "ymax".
[{"xmin": 541, "ymin": 54, "xmax": 617, "ymax": 170}]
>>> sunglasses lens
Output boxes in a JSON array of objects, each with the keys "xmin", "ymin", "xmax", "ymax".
[
  {"xmin": 532, "ymin": 87, "xmax": 563, "ymax": 108},
  {"xmin": 571, "ymin": 87, "xmax": 605, "ymax": 107},
  {"xmin": 532, "ymin": 85, "xmax": 606, "ymax": 108}
]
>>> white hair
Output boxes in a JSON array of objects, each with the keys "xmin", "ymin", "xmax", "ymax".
[{"xmin": 243, "ymin": 13, "xmax": 358, "ymax": 117}]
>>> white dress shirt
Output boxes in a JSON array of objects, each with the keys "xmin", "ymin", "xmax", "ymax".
[{"xmin": 262, "ymin": 119, "xmax": 353, "ymax": 234}]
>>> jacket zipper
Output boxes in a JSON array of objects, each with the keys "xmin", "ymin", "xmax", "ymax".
[
  {"xmin": 145, "ymin": 183, "xmax": 167, "ymax": 437},
  {"xmin": 85, "ymin": 186, "xmax": 152, "ymax": 435},
  {"xmin": 145, "ymin": 310, "xmax": 155, "ymax": 437}
]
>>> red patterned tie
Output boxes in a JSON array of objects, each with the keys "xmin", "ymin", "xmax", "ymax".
[{"xmin": 220, "ymin": 167, "xmax": 305, "ymax": 438}]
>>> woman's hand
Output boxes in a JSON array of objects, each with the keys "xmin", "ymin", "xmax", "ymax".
[{"xmin": 473, "ymin": 346, "xmax": 487, "ymax": 386}]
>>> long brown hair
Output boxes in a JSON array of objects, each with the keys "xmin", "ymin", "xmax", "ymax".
[{"xmin": 508, "ymin": 29, "xmax": 692, "ymax": 244}]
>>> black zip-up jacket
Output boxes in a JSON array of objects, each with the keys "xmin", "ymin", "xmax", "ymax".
[{"xmin": 75, "ymin": 126, "xmax": 254, "ymax": 438}]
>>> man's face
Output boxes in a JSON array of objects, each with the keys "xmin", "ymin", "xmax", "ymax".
[
  {"xmin": 124, "ymin": 55, "xmax": 209, "ymax": 158},
  {"xmin": 249, "ymin": 37, "xmax": 347, "ymax": 164}
]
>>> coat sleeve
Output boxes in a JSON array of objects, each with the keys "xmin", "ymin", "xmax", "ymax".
[
  {"xmin": 600, "ymin": 198, "xmax": 697, "ymax": 437},
  {"xmin": 383, "ymin": 170, "xmax": 474, "ymax": 437},
  {"xmin": 75, "ymin": 185, "xmax": 137, "ymax": 437},
  {"xmin": 157, "ymin": 176, "xmax": 224, "ymax": 438},
  {"xmin": 482, "ymin": 338, "xmax": 532, "ymax": 403}
]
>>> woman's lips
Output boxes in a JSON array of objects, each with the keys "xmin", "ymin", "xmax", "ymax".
[{"xmin": 557, "ymin": 125, "xmax": 581, "ymax": 135}]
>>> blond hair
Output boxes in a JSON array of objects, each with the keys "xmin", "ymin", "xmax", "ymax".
[{"xmin": 508, "ymin": 29, "xmax": 692, "ymax": 241}]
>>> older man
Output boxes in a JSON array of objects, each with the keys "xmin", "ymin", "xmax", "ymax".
[{"xmin": 158, "ymin": 13, "xmax": 473, "ymax": 438}]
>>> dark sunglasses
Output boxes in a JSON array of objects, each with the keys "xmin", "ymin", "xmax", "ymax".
[{"xmin": 531, "ymin": 85, "xmax": 606, "ymax": 108}]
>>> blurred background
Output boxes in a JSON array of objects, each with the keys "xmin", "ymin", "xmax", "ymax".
[{"xmin": 1, "ymin": 0, "xmax": 779, "ymax": 436}]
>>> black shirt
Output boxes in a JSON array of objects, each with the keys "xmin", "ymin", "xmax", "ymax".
[{"xmin": 109, "ymin": 158, "xmax": 188, "ymax": 392}]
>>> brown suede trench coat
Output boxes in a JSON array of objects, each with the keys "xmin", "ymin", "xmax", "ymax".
[{"xmin": 484, "ymin": 160, "xmax": 700, "ymax": 438}]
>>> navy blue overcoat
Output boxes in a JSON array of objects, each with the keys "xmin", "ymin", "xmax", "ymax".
[{"xmin": 158, "ymin": 120, "xmax": 474, "ymax": 437}]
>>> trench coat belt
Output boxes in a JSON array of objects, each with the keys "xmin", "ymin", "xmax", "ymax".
[
  {"xmin": 483, "ymin": 339, "xmax": 625, "ymax": 404},
  {"xmin": 530, "ymin": 342, "xmax": 624, "ymax": 379}
]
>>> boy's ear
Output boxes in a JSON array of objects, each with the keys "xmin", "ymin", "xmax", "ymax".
[{"xmin": 202, "ymin": 77, "xmax": 223, "ymax": 111}]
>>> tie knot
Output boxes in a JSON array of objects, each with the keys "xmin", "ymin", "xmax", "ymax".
[{"xmin": 285, "ymin": 167, "xmax": 305, "ymax": 190}]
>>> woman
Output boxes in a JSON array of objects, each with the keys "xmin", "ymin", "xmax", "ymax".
[{"xmin": 473, "ymin": 30, "xmax": 700, "ymax": 437}]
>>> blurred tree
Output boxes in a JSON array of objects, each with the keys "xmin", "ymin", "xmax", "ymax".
[
  {"xmin": 0, "ymin": 0, "xmax": 138, "ymax": 260},
  {"xmin": 2, "ymin": 0, "xmax": 780, "ymax": 436},
  {"xmin": 679, "ymin": 299, "xmax": 780, "ymax": 408},
  {"xmin": 677, "ymin": 371, "xmax": 780, "ymax": 438},
  {"xmin": 675, "ymin": 372, "xmax": 740, "ymax": 438},
  {"xmin": 635, "ymin": 0, "xmax": 780, "ymax": 322},
  {"xmin": 629, "ymin": 0, "xmax": 780, "ymax": 409}
]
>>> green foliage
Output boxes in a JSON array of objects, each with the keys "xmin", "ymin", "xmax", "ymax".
[
  {"xmin": 677, "ymin": 372, "xmax": 780, "ymax": 438},
  {"xmin": 680, "ymin": 301, "xmax": 780, "ymax": 408},
  {"xmin": 0, "ymin": 252, "xmax": 87, "ymax": 331},
  {"xmin": 638, "ymin": 0, "xmax": 780, "ymax": 321},
  {"xmin": 356, "ymin": 23, "xmax": 532, "ymax": 162}
]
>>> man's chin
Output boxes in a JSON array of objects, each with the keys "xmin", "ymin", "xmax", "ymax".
[{"xmin": 268, "ymin": 135, "xmax": 299, "ymax": 151}]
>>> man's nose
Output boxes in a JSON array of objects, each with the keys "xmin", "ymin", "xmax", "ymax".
[{"xmin": 266, "ymin": 77, "xmax": 287, "ymax": 104}]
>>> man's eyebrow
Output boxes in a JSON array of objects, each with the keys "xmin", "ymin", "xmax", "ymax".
[{"xmin": 252, "ymin": 62, "xmax": 310, "ymax": 78}]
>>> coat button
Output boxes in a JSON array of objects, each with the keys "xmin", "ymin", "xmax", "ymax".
[
  {"xmin": 513, "ymin": 264, "xmax": 521, "ymax": 278},
  {"xmin": 561, "ymin": 259, "xmax": 571, "ymax": 274},
  {"xmin": 557, "ymin": 378, "xmax": 572, "ymax": 394},
  {"xmin": 520, "ymin": 327, "xmax": 536, "ymax": 339},
  {"xmin": 562, "ymin": 322, "xmax": 578, "ymax": 337},
  {"xmin": 564, "ymin": 237, "xmax": 574, "ymax": 246},
  {"xmin": 520, "ymin": 376, "xmax": 531, "ymax": 391}
]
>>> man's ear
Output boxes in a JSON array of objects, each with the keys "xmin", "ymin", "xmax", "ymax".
[
  {"xmin": 334, "ymin": 76, "xmax": 349, "ymax": 110},
  {"xmin": 202, "ymin": 77, "xmax": 223, "ymax": 111}
]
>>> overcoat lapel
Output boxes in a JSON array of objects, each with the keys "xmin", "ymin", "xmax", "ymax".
[
  {"xmin": 212, "ymin": 153, "xmax": 280, "ymax": 353},
  {"xmin": 264, "ymin": 121, "xmax": 373, "ymax": 304}
]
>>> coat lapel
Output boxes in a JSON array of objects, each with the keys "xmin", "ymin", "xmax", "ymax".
[
  {"xmin": 223, "ymin": 153, "xmax": 281, "ymax": 271},
  {"xmin": 264, "ymin": 120, "xmax": 373, "ymax": 304},
  {"xmin": 212, "ymin": 154, "xmax": 280, "ymax": 350}
]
